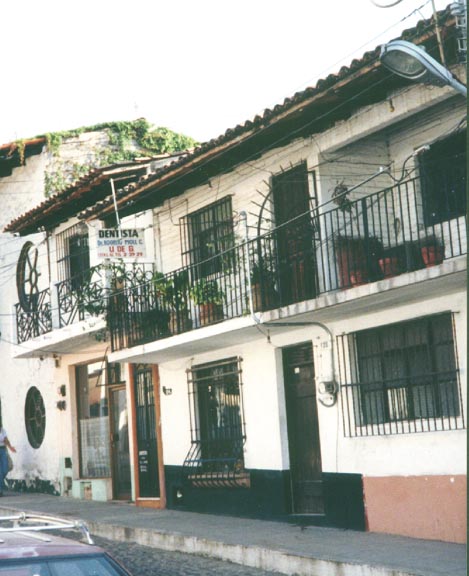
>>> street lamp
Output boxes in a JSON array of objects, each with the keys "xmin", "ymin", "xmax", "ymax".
[{"xmin": 380, "ymin": 39, "xmax": 467, "ymax": 96}]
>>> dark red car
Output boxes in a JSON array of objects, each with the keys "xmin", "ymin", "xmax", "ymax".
[{"xmin": 0, "ymin": 512, "xmax": 132, "ymax": 575}]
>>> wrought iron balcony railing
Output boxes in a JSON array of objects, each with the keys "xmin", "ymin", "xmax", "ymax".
[
  {"xmin": 109, "ymin": 174, "xmax": 467, "ymax": 352},
  {"xmin": 56, "ymin": 263, "xmax": 155, "ymax": 329},
  {"xmin": 14, "ymin": 171, "xmax": 467, "ymax": 347},
  {"xmin": 15, "ymin": 287, "xmax": 52, "ymax": 343}
]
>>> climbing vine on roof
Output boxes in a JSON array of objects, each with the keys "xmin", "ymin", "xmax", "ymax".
[{"xmin": 41, "ymin": 119, "xmax": 197, "ymax": 197}]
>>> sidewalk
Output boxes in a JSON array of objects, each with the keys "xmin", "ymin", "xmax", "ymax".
[{"xmin": 0, "ymin": 492, "xmax": 465, "ymax": 576}]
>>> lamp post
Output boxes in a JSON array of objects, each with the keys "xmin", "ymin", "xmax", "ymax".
[{"xmin": 380, "ymin": 39, "xmax": 467, "ymax": 97}]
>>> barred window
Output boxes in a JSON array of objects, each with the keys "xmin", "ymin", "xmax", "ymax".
[
  {"xmin": 419, "ymin": 130, "xmax": 466, "ymax": 226},
  {"xmin": 339, "ymin": 313, "xmax": 465, "ymax": 436},
  {"xmin": 183, "ymin": 357, "xmax": 248, "ymax": 487},
  {"xmin": 56, "ymin": 224, "xmax": 90, "ymax": 290},
  {"xmin": 180, "ymin": 197, "xmax": 234, "ymax": 278}
]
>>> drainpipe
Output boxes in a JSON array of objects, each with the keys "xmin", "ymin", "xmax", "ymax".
[{"xmin": 240, "ymin": 211, "xmax": 337, "ymax": 406}]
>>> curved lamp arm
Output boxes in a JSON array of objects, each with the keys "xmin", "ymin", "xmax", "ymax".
[{"xmin": 380, "ymin": 39, "xmax": 467, "ymax": 97}]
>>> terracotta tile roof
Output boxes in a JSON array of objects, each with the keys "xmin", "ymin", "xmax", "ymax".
[
  {"xmin": 3, "ymin": 158, "xmax": 173, "ymax": 235},
  {"xmin": 77, "ymin": 6, "xmax": 457, "ymax": 222},
  {"xmin": 4, "ymin": 6, "xmax": 459, "ymax": 234}
]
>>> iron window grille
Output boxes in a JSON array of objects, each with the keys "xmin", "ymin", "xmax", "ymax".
[
  {"xmin": 180, "ymin": 196, "xmax": 235, "ymax": 279},
  {"xmin": 56, "ymin": 223, "xmax": 90, "ymax": 290},
  {"xmin": 339, "ymin": 313, "xmax": 465, "ymax": 437},
  {"xmin": 183, "ymin": 357, "xmax": 249, "ymax": 487},
  {"xmin": 419, "ymin": 129, "xmax": 467, "ymax": 226},
  {"xmin": 25, "ymin": 386, "xmax": 46, "ymax": 449}
]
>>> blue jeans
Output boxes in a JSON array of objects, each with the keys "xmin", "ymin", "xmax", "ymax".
[{"xmin": 0, "ymin": 449, "xmax": 8, "ymax": 492}]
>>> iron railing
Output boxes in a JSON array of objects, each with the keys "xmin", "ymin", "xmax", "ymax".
[
  {"xmin": 14, "ymin": 172, "xmax": 467, "ymax": 346},
  {"xmin": 109, "ymin": 175, "xmax": 467, "ymax": 351},
  {"xmin": 57, "ymin": 263, "xmax": 155, "ymax": 329},
  {"xmin": 15, "ymin": 287, "xmax": 52, "ymax": 343},
  {"xmin": 57, "ymin": 265, "xmax": 108, "ymax": 328}
]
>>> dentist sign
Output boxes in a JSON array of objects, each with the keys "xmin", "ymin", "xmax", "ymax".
[{"xmin": 96, "ymin": 228, "xmax": 147, "ymax": 259}]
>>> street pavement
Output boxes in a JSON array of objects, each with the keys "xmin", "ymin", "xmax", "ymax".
[
  {"xmin": 0, "ymin": 492, "xmax": 465, "ymax": 576},
  {"xmin": 64, "ymin": 532, "xmax": 279, "ymax": 575}
]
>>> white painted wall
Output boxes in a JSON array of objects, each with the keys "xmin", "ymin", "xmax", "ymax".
[
  {"xmin": 0, "ymin": 131, "xmax": 117, "ymax": 494},
  {"xmin": 159, "ymin": 339, "xmax": 289, "ymax": 471},
  {"xmin": 151, "ymin": 82, "xmax": 467, "ymax": 484},
  {"xmin": 157, "ymin": 288, "xmax": 466, "ymax": 479}
]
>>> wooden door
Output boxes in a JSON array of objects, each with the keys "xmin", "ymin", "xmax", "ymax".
[
  {"xmin": 283, "ymin": 343, "xmax": 324, "ymax": 514},
  {"xmin": 272, "ymin": 164, "xmax": 317, "ymax": 305}
]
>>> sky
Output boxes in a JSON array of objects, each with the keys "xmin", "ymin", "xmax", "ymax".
[{"xmin": 0, "ymin": 0, "xmax": 452, "ymax": 145}]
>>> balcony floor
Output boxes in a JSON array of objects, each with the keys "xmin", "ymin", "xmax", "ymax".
[{"xmin": 107, "ymin": 256, "xmax": 466, "ymax": 365}]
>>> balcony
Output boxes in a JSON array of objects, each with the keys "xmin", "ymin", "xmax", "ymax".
[
  {"xmin": 108, "ymin": 174, "xmax": 467, "ymax": 353},
  {"xmin": 15, "ymin": 288, "xmax": 52, "ymax": 343},
  {"xmin": 15, "ymin": 264, "xmax": 154, "ymax": 346}
]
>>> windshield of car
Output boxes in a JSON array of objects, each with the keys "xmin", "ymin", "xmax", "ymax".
[{"xmin": 0, "ymin": 555, "xmax": 126, "ymax": 576}]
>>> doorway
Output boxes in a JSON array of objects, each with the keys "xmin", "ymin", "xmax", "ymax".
[
  {"xmin": 110, "ymin": 387, "xmax": 131, "ymax": 500},
  {"xmin": 283, "ymin": 342, "xmax": 324, "ymax": 514},
  {"xmin": 131, "ymin": 364, "xmax": 165, "ymax": 504},
  {"xmin": 272, "ymin": 163, "xmax": 317, "ymax": 306}
]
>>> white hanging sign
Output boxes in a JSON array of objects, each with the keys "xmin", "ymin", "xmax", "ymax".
[{"xmin": 96, "ymin": 228, "xmax": 147, "ymax": 259}]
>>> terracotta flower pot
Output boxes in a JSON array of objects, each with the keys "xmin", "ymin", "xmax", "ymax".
[
  {"xmin": 251, "ymin": 283, "xmax": 276, "ymax": 312},
  {"xmin": 379, "ymin": 256, "xmax": 400, "ymax": 278},
  {"xmin": 421, "ymin": 245, "xmax": 444, "ymax": 268},
  {"xmin": 199, "ymin": 303, "xmax": 223, "ymax": 326}
]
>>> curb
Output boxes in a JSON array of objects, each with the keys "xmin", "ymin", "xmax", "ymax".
[
  {"xmin": 0, "ymin": 505, "xmax": 428, "ymax": 576},
  {"xmin": 87, "ymin": 520, "xmax": 420, "ymax": 576}
]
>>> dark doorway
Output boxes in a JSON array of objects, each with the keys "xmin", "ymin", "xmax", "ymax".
[
  {"xmin": 283, "ymin": 342, "xmax": 324, "ymax": 514},
  {"xmin": 133, "ymin": 364, "xmax": 161, "ymax": 498},
  {"xmin": 272, "ymin": 164, "xmax": 317, "ymax": 306},
  {"xmin": 110, "ymin": 387, "xmax": 131, "ymax": 500}
]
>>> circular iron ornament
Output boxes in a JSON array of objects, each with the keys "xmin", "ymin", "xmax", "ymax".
[
  {"xmin": 25, "ymin": 386, "xmax": 46, "ymax": 449},
  {"xmin": 16, "ymin": 241, "xmax": 41, "ymax": 312}
]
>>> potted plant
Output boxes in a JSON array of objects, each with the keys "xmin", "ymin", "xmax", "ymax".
[
  {"xmin": 190, "ymin": 278, "xmax": 224, "ymax": 326},
  {"xmin": 249, "ymin": 258, "xmax": 277, "ymax": 311},
  {"xmin": 420, "ymin": 235, "xmax": 444, "ymax": 268},
  {"xmin": 78, "ymin": 268, "xmax": 106, "ymax": 317},
  {"xmin": 80, "ymin": 283, "xmax": 106, "ymax": 316},
  {"xmin": 378, "ymin": 245, "xmax": 404, "ymax": 278},
  {"xmin": 334, "ymin": 235, "xmax": 383, "ymax": 288},
  {"xmin": 159, "ymin": 270, "xmax": 193, "ymax": 334}
]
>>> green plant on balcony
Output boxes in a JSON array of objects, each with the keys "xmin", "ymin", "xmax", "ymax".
[
  {"xmin": 334, "ymin": 235, "xmax": 383, "ymax": 288},
  {"xmin": 154, "ymin": 270, "xmax": 192, "ymax": 333},
  {"xmin": 79, "ymin": 280, "xmax": 106, "ymax": 316},
  {"xmin": 249, "ymin": 257, "xmax": 277, "ymax": 311},
  {"xmin": 190, "ymin": 278, "xmax": 224, "ymax": 326}
]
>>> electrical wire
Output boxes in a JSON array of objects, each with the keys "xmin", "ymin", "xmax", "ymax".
[{"xmin": 0, "ymin": 5, "xmax": 463, "ymax": 304}]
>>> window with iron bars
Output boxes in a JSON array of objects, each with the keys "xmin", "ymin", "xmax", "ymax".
[
  {"xmin": 419, "ymin": 129, "xmax": 466, "ymax": 226},
  {"xmin": 338, "ymin": 313, "xmax": 465, "ymax": 437},
  {"xmin": 183, "ymin": 357, "xmax": 248, "ymax": 487},
  {"xmin": 56, "ymin": 223, "xmax": 90, "ymax": 290},
  {"xmin": 180, "ymin": 196, "xmax": 235, "ymax": 279}
]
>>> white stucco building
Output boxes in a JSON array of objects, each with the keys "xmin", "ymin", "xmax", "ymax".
[{"xmin": 2, "ymin": 7, "xmax": 466, "ymax": 544}]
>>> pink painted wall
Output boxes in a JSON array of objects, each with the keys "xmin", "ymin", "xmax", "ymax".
[{"xmin": 363, "ymin": 475, "xmax": 466, "ymax": 543}]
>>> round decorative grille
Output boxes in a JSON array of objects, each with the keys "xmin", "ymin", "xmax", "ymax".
[
  {"xmin": 25, "ymin": 387, "xmax": 46, "ymax": 448},
  {"xmin": 16, "ymin": 241, "xmax": 41, "ymax": 312}
]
